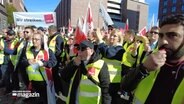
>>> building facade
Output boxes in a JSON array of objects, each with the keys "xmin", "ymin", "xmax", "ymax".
[
  {"xmin": 55, "ymin": 0, "xmax": 108, "ymax": 28},
  {"xmin": 158, "ymin": 0, "xmax": 184, "ymax": 22},
  {"xmin": 0, "ymin": 0, "xmax": 7, "ymax": 31},
  {"xmin": 121, "ymin": 0, "xmax": 148, "ymax": 32},
  {"xmin": 55, "ymin": 0, "xmax": 148, "ymax": 31},
  {"xmin": 107, "ymin": 0, "xmax": 124, "ymax": 27},
  {"xmin": 7, "ymin": 0, "xmax": 27, "ymax": 12}
]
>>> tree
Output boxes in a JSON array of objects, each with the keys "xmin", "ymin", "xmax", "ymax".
[{"xmin": 5, "ymin": 3, "xmax": 17, "ymax": 25}]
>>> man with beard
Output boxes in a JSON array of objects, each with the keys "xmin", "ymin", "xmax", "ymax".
[{"xmin": 119, "ymin": 14, "xmax": 184, "ymax": 104}]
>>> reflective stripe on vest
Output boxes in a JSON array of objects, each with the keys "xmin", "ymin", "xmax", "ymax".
[
  {"xmin": 49, "ymin": 35, "xmax": 58, "ymax": 53},
  {"xmin": 26, "ymin": 50, "xmax": 46, "ymax": 81},
  {"xmin": 133, "ymin": 70, "xmax": 184, "ymax": 104},
  {"xmin": 79, "ymin": 59, "xmax": 104, "ymax": 104},
  {"xmin": 0, "ymin": 39, "xmax": 4, "ymax": 64},
  {"xmin": 103, "ymin": 58, "xmax": 121, "ymax": 83}
]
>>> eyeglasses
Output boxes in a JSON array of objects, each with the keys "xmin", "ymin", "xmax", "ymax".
[
  {"xmin": 24, "ymin": 31, "xmax": 29, "ymax": 34},
  {"xmin": 150, "ymin": 31, "xmax": 159, "ymax": 34},
  {"xmin": 32, "ymin": 38, "xmax": 41, "ymax": 41}
]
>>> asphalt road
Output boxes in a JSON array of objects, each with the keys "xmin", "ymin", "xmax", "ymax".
[{"xmin": 0, "ymin": 88, "xmax": 26, "ymax": 104}]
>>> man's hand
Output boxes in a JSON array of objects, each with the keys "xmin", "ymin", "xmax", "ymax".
[
  {"xmin": 143, "ymin": 49, "xmax": 166, "ymax": 72},
  {"xmin": 73, "ymin": 55, "xmax": 81, "ymax": 66},
  {"xmin": 96, "ymin": 28, "xmax": 103, "ymax": 43}
]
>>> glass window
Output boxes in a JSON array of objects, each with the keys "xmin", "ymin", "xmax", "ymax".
[
  {"xmin": 182, "ymin": 5, "xmax": 184, "ymax": 11},
  {"xmin": 163, "ymin": 1, "xmax": 167, "ymax": 6},
  {"xmin": 172, "ymin": 0, "xmax": 177, "ymax": 4},
  {"xmin": 163, "ymin": 8, "xmax": 167, "ymax": 14},
  {"xmin": 171, "ymin": 6, "xmax": 176, "ymax": 12}
]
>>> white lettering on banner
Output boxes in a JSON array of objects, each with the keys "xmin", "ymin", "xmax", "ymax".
[
  {"xmin": 24, "ymin": 18, "xmax": 43, "ymax": 22},
  {"xmin": 12, "ymin": 90, "xmax": 40, "ymax": 98},
  {"xmin": 16, "ymin": 18, "xmax": 23, "ymax": 22},
  {"xmin": 13, "ymin": 12, "xmax": 57, "ymax": 27}
]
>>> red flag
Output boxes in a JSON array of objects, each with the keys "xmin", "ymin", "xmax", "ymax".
[
  {"xmin": 83, "ymin": 2, "xmax": 94, "ymax": 35},
  {"xmin": 124, "ymin": 19, "xmax": 129, "ymax": 30},
  {"xmin": 138, "ymin": 26, "xmax": 147, "ymax": 36},
  {"xmin": 75, "ymin": 17, "xmax": 87, "ymax": 44},
  {"xmin": 43, "ymin": 35, "xmax": 53, "ymax": 81},
  {"xmin": 73, "ymin": 17, "xmax": 87, "ymax": 54}
]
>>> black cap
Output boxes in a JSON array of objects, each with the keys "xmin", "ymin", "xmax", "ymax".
[
  {"xmin": 79, "ymin": 40, "xmax": 94, "ymax": 49},
  {"xmin": 37, "ymin": 27, "xmax": 44, "ymax": 31},
  {"xmin": 6, "ymin": 30, "xmax": 16, "ymax": 36}
]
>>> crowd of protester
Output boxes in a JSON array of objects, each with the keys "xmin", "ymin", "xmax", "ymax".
[{"xmin": 0, "ymin": 14, "xmax": 184, "ymax": 104}]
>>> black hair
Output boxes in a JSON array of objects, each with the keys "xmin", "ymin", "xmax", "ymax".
[
  {"xmin": 25, "ymin": 26, "xmax": 34, "ymax": 32},
  {"xmin": 160, "ymin": 14, "xmax": 184, "ymax": 28}
]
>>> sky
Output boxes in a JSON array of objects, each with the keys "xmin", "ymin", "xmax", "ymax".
[{"xmin": 24, "ymin": 0, "xmax": 159, "ymax": 25}]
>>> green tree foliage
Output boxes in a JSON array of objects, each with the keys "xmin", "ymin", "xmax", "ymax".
[{"xmin": 6, "ymin": 3, "xmax": 17, "ymax": 25}]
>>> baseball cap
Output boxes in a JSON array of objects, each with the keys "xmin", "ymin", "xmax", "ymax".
[
  {"xmin": 6, "ymin": 30, "xmax": 16, "ymax": 36},
  {"xmin": 79, "ymin": 40, "xmax": 94, "ymax": 51}
]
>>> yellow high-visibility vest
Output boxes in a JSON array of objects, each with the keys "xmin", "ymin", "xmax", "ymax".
[
  {"xmin": 26, "ymin": 50, "xmax": 46, "ymax": 81},
  {"xmin": 133, "ymin": 70, "xmax": 184, "ymax": 104},
  {"xmin": 122, "ymin": 43, "xmax": 145, "ymax": 67},
  {"xmin": 103, "ymin": 58, "xmax": 122, "ymax": 83},
  {"xmin": 67, "ymin": 60, "xmax": 105, "ymax": 104},
  {"xmin": 0, "ymin": 38, "xmax": 5, "ymax": 64},
  {"xmin": 9, "ymin": 38, "xmax": 19, "ymax": 66},
  {"xmin": 49, "ymin": 35, "xmax": 58, "ymax": 53}
]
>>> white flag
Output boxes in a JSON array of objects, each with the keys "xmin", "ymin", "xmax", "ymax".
[
  {"xmin": 99, "ymin": 2, "xmax": 114, "ymax": 26},
  {"xmin": 83, "ymin": 2, "xmax": 94, "ymax": 35}
]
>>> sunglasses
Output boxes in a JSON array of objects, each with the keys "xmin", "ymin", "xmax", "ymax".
[
  {"xmin": 150, "ymin": 31, "xmax": 159, "ymax": 34},
  {"xmin": 24, "ymin": 31, "xmax": 29, "ymax": 34},
  {"xmin": 76, "ymin": 47, "xmax": 88, "ymax": 51}
]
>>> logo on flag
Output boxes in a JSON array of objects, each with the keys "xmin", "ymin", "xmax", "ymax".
[
  {"xmin": 44, "ymin": 14, "xmax": 54, "ymax": 24},
  {"xmin": 87, "ymin": 67, "xmax": 96, "ymax": 76}
]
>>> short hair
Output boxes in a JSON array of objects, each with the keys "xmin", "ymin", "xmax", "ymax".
[
  {"xmin": 160, "ymin": 14, "xmax": 184, "ymax": 28},
  {"xmin": 124, "ymin": 29, "xmax": 135, "ymax": 36},
  {"xmin": 48, "ymin": 25, "xmax": 57, "ymax": 30},
  {"xmin": 151, "ymin": 26, "xmax": 160, "ymax": 30},
  {"xmin": 25, "ymin": 26, "xmax": 34, "ymax": 32}
]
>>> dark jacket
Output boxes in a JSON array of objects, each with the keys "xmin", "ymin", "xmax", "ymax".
[
  {"xmin": 21, "ymin": 46, "xmax": 57, "ymax": 68},
  {"xmin": 97, "ymin": 43, "xmax": 125, "ymax": 61},
  {"xmin": 60, "ymin": 52, "xmax": 111, "ymax": 104}
]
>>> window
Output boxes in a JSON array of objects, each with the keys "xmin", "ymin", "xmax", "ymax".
[
  {"xmin": 163, "ymin": 8, "xmax": 167, "ymax": 14},
  {"xmin": 163, "ymin": 1, "xmax": 167, "ymax": 6},
  {"xmin": 172, "ymin": 0, "xmax": 177, "ymax": 4},
  {"xmin": 182, "ymin": 5, "xmax": 184, "ymax": 11},
  {"xmin": 171, "ymin": 6, "xmax": 176, "ymax": 12}
]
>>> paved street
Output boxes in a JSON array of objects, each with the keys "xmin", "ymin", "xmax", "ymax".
[{"xmin": 0, "ymin": 88, "xmax": 25, "ymax": 104}]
